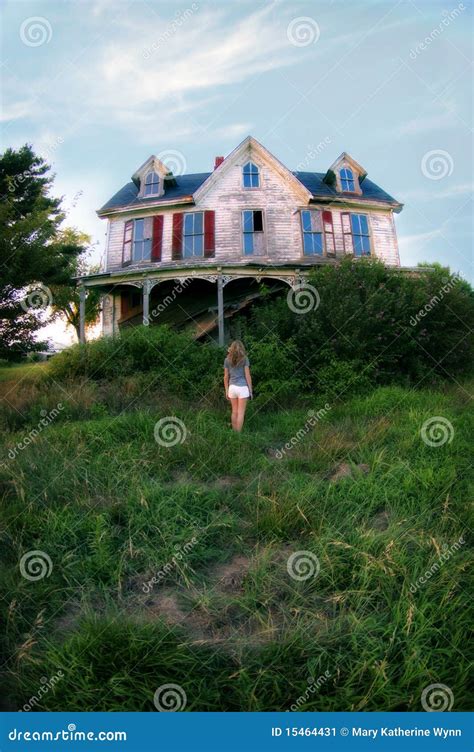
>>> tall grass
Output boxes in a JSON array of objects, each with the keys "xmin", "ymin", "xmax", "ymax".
[{"xmin": 0, "ymin": 363, "xmax": 472, "ymax": 711}]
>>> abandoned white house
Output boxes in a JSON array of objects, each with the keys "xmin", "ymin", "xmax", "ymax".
[{"xmin": 77, "ymin": 136, "xmax": 403, "ymax": 345}]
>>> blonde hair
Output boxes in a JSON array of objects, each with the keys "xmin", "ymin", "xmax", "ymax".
[{"xmin": 227, "ymin": 340, "xmax": 246, "ymax": 367}]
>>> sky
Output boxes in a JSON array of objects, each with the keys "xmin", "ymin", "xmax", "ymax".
[{"xmin": 1, "ymin": 0, "xmax": 473, "ymax": 344}]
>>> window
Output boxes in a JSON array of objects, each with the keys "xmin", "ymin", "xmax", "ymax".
[
  {"xmin": 242, "ymin": 210, "xmax": 264, "ymax": 254},
  {"xmin": 351, "ymin": 214, "xmax": 371, "ymax": 255},
  {"xmin": 301, "ymin": 210, "xmax": 323, "ymax": 255},
  {"xmin": 144, "ymin": 171, "xmax": 160, "ymax": 196},
  {"xmin": 242, "ymin": 161, "xmax": 260, "ymax": 188},
  {"xmin": 340, "ymin": 168, "xmax": 355, "ymax": 192},
  {"xmin": 122, "ymin": 220, "xmax": 133, "ymax": 265},
  {"xmin": 183, "ymin": 212, "xmax": 204, "ymax": 257},
  {"xmin": 133, "ymin": 218, "xmax": 152, "ymax": 262}
]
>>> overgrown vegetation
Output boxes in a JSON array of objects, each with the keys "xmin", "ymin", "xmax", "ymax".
[{"xmin": 0, "ymin": 360, "xmax": 472, "ymax": 711}]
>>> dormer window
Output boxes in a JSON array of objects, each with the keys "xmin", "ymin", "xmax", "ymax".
[
  {"xmin": 144, "ymin": 171, "xmax": 160, "ymax": 196},
  {"xmin": 243, "ymin": 161, "xmax": 259, "ymax": 188},
  {"xmin": 340, "ymin": 168, "xmax": 355, "ymax": 192}
]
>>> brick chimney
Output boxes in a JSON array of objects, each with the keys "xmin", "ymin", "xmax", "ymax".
[{"xmin": 214, "ymin": 156, "xmax": 224, "ymax": 170}]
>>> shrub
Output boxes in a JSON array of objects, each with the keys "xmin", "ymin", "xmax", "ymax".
[
  {"xmin": 49, "ymin": 326, "xmax": 223, "ymax": 401},
  {"xmin": 246, "ymin": 334, "xmax": 303, "ymax": 408}
]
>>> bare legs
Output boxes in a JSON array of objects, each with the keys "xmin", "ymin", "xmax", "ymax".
[{"xmin": 230, "ymin": 397, "xmax": 248, "ymax": 432}]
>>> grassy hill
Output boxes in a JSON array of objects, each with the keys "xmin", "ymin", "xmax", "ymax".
[{"xmin": 0, "ymin": 362, "xmax": 472, "ymax": 711}]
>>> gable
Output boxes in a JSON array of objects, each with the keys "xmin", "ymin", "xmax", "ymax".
[{"xmin": 193, "ymin": 136, "xmax": 313, "ymax": 204}]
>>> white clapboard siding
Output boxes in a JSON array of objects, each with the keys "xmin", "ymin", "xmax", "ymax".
[{"xmin": 104, "ymin": 154, "xmax": 400, "ymax": 270}]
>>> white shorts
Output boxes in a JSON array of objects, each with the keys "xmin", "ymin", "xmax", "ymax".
[{"xmin": 228, "ymin": 384, "xmax": 250, "ymax": 399}]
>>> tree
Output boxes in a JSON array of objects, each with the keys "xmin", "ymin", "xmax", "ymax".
[
  {"xmin": 49, "ymin": 228, "xmax": 103, "ymax": 342},
  {"xmin": 0, "ymin": 144, "xmax": 82, "ymax": 359}
]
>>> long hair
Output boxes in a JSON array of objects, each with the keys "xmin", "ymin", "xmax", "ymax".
[{"xmin": 227, "ymin": 340, "xmax": 246, "ymax": 367}]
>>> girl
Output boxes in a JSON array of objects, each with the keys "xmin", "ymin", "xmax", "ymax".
[{"xmin": 224, "ymin": 340, "xmax": 252, "ymax": 432}]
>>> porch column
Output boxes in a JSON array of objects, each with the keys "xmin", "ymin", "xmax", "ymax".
[
  {"xmin": 79, "ymin": 284, "xmax": 86, "ymax": 344},
  {"xmin": 217, "ymin": 271, "xmax": 224, "ymax": 346},
  {"xmin": 143, "ymin": 279, "xmax": 151, "ymax": 326}
]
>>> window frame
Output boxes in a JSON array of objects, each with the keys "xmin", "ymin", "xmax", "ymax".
[
  {"xmin": 182, "ymin": 210, "xmax": 205, "ymax": 258},
  {"xmin": 340, "ymin": 167, "xmax": 356, "ymax": 192},
  {"xmin": 143, "ymin": 171, "xmax": 160, "ymax": 197},
  {"xmin": 342, "ymin": 212, "xmax": 371, "ymax": 256},
  {"xmin": 241, "ymin": 209, "xmax": 265, "ymax": 256},
  {"xmin": 132, "ymin": 217, "xmax": 153, "ymax": 263},
  {"xmin": 242, "ymin": 161, "xmax": 260, "ymax": 189},
  {"xmin": 300, "ymin": 209, "xmax": 324, "ymax": 256}
]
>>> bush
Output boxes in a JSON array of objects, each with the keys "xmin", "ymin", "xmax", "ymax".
[
  {"xmin": 248, "ymin": 258, "xmax": 474, "ymax": 387},
  {"xmin": 49, "ymin": 326, "xmax": 224, "ymax": 401},
  {"xmin": 246, "ymin": 334, "xmax": 303, "ymax": 408}
]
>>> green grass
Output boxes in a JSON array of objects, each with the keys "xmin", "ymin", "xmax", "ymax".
[{"xmin": 0, "ymin": 365, "xmax": 472, "ymax": 711}]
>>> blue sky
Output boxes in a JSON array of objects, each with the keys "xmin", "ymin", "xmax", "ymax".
[{"xmin": 1, "ymin": 0, "xmax": 473, "ymax": 292}]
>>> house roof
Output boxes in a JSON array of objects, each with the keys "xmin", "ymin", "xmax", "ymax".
[{"xmin": 98, "ymin": 166, "xmax": 402, "ymax": 215}]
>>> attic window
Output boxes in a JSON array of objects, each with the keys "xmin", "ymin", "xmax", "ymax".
[
  {"xmin": 243, "ymin": 162, "xmax": 259, "ymax": 188},
  {"xmin": 340, "ymin": 168, "xmax": 355, "ymax": 192},
  {"xmin": 144, "ymin": 171, "xmax": 160, "ymax": 196}
]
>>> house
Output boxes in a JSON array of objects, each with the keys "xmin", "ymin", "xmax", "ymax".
[{"xmin": 77, "ymin": 136, "xmax": 403, "ymax": 344}]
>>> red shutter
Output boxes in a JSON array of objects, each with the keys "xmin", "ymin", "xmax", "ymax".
[
  {"xmin": 151, "ymin": 215, "xmax": 163, "ymax": 261},
  {"xmin": 322, "ymin": 210, "xmax": 335, "ymax": 255},
  {"xmin": 204, "ymin": 210, "xmax": 215, "ymax": 257},
  {"xmin": 172, "ymin": 213, "xmax": 183, "ymax": 260},
  {"xmin": 122, "ymin": 220, "xmax": 133, "ymax": 265},
  {"xmin": 121, "ymin": 291, "xmax": 129, "ymax": 316}
]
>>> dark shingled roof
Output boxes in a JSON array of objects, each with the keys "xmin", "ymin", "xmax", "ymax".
[{"xmin": 98, "ymin": 171, "xmax": 400, "ymax": 214}]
